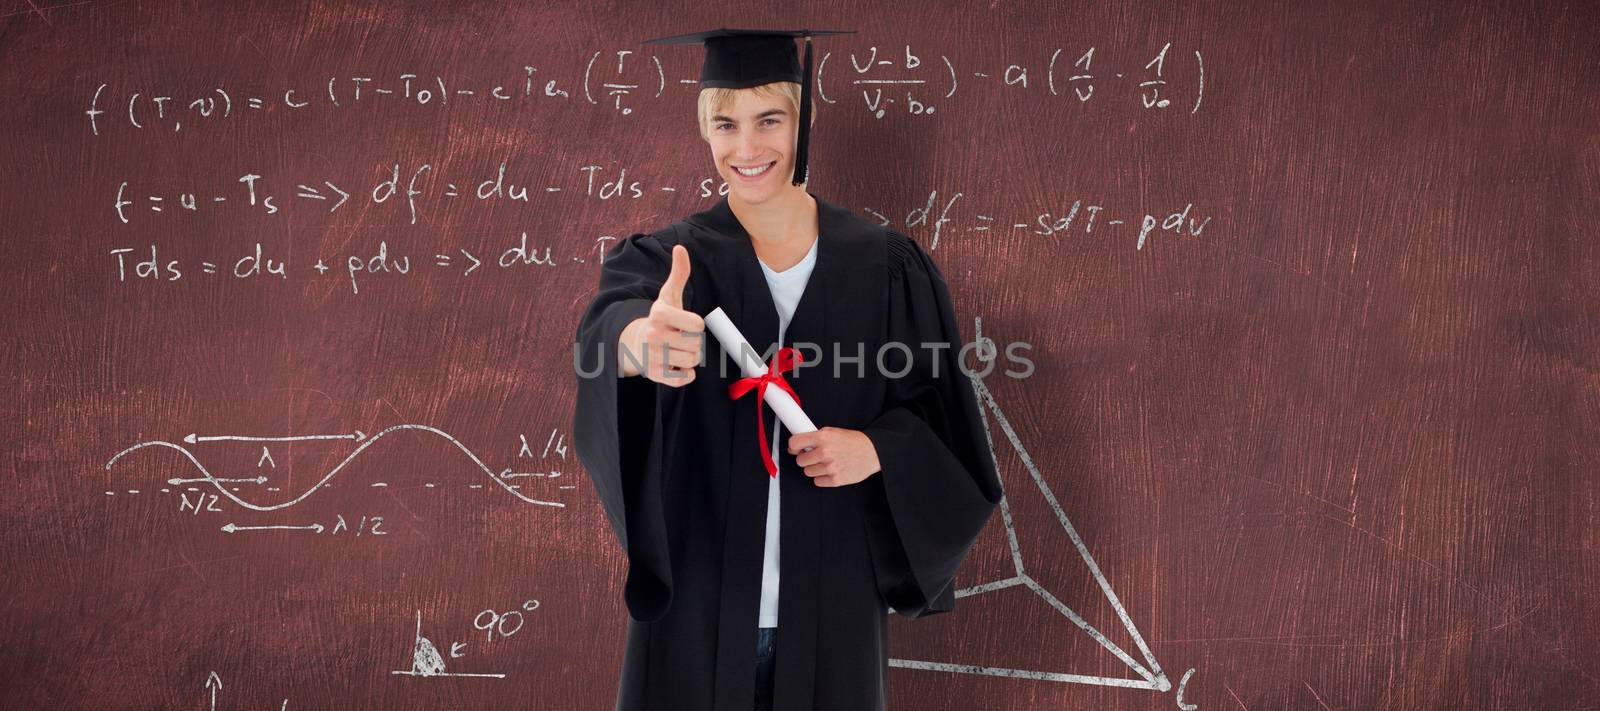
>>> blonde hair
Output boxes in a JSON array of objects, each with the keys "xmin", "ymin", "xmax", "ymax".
[{"xmin": 696, "ymin": 81, "xmax": 814, "ymax": 141}]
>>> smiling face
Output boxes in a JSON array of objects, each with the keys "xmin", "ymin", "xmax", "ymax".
[{"xmin": 700, "ymin": 83, "xmax": 810, "ymax": 206}]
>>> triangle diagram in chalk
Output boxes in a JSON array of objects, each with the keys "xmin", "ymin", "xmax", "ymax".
[{"xmin": 887, "ymin": 376, "xmax": 1170, "ymax": 692}]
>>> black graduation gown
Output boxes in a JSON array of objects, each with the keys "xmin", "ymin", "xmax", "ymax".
[{"xmin": 572, "ymin": 193, "xmax": 1002, "ymax": 711}]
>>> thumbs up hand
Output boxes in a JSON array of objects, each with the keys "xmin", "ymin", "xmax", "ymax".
[
  {"xmin": 618, "ymin": 244, "xmax": 705, "ymax": 386},
  {"xmin": 657, "ymin": 243, "xmax": 691, "ymax": 309}
]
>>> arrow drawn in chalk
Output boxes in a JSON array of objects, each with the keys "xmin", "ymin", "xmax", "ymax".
[
  {"xmin": 220, "ymin": 522, "xmax": 324, "ymax": 534},
  {"xmin": 184, "ymin": 430, "xmax": 367, "ymax": 443}
]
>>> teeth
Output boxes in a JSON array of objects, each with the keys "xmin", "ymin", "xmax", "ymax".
[{"xmin": 736, "ymin": 162, "xmax": 773, "ymax": 177}]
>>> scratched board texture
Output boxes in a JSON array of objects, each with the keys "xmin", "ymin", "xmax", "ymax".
[{"xmin": 2, "ymin": 0, "xmax": 1597, "ymax": 709}]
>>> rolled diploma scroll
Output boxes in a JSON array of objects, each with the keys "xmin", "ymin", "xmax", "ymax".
[{"xmin": 703, "ymin": 307, "xmax": 818, "ymax": 437}]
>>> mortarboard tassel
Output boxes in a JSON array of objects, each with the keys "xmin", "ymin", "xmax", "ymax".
[{"xmin": 792, "ymin": 33, "xmax": 814, "ymax": 186}]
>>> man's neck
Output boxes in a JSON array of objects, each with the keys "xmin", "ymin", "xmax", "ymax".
[{"xmin": 729, "ymin": 188, "xmax": 818, "ymax": 248}]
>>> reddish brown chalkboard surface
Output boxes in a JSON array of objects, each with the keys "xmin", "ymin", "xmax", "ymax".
[{"xmin": 3, "ymin": 1, "xmax": 1596, "ymax": 709}]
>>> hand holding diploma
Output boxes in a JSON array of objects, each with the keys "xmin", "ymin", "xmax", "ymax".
[{"xmin": 788, "ymin": 428, "xmax": 882, "ymax": 488}]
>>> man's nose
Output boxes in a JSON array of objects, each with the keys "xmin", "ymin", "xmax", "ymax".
[{"xmin": 739, "ymin": 129, "xmax": 761, "ymax": 157}]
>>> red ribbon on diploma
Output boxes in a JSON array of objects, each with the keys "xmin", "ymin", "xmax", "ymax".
[{"xmin": 728, "ymin": 346, "xmax": 804, "ymax": 478}]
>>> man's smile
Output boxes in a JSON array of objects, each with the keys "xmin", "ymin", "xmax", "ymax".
[{"xmin": 733, "ymin": 161, "xmax": 777, "ymax": 178}]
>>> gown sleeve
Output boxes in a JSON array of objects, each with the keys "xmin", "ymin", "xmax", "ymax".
[
  {"xmin": 572, "ymin": 231, "xmax": 678, "ymax": 622},
  {"xmin": 860, "ymin": 232, "xmax": 1003, "ymax": 619}
]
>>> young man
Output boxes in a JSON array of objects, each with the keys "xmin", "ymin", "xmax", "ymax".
[{"xmin": 573, "ymin": 28, "xmax": 1001, "ymax": 711}]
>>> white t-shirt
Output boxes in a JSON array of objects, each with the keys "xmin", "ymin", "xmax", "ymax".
[{"xmin": 756, "ymin": 235, "xmax": 820, "ymax": 629}]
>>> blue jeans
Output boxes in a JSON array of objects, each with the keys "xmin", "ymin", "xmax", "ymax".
[{"xmin": 754, "ymin": 627, "xmax": 778, "ymax": 711}]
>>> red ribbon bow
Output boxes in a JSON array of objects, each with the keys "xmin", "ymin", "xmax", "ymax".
[{"xmin": 728, "ymin": 346, "xmax": 804, "ymax": 478}]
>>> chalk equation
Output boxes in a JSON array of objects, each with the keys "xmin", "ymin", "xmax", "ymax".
[
  {"xmin": 107, "ymin": 233, "xmax": 580, "ymax": 293},
  {"xmin": 112, "ymin": 166, "xmax": 1215, "ymax": 252},
  {"xmin": 109, "ymin": 162, "xmax": 725, "ymax": 224},
  {"xmin": 102, "ymin": 425, "xmax": 575, "ymax": 531},
  {"xmin": 83, "ymin": 41, "xmax": 1206, "ymax": 133},
  {"xmin": 109, "ymin": 162, "xmax": 884, "ymax": 227},
  {"xmin": 821, "ymin": 41, "xmax": 1204, "ymax": 119},
  {"xmin": 104, "ymin": 199, "xmax": 1211, "ymax": 291},
  {"xmin": 863, "ymin": 190, "xmax": 1212, "ymax": 251}
]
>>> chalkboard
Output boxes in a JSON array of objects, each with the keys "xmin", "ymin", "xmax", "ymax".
[{"xmin": 4, "ymin": 1, "xmax": 1596, "ymax": 709}]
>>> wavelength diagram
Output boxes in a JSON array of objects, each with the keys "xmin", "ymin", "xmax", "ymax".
[
  {"xmin": 103, "ymin": 424, "xmax": 568, "ymax": 510},
  {"xmin": 100, "ymin": 383, "xmax": 1171, "ymax": 691}
]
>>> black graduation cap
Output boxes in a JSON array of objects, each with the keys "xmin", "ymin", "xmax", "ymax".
[{"xmin": 643, "ymin": 28, "xmax": 854, "ymax": 185}]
